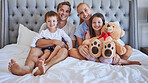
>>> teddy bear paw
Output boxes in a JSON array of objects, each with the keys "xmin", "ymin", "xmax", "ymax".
[
  {"xmin": 89, "ymin": 39, "xmax": 102, "ymax": 58},
  {"xmin": 102, "ymin": 41, "xmax": 116, "ymax": 59}
]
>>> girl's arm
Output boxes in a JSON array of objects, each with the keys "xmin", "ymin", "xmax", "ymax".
[{"xmin": 85, "ymin": 31, "xmax": 91, "ymax": 40}]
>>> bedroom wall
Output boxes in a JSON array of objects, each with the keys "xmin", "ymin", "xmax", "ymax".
[
  {"xmin": 0, "ymin": 0, "xmax": 1, "ymax": 48},
  {"xmin": 137, "ymin": 0, "xmax": 148, "ymax": 48},
  {"xmin": 0, "ymin": 0, "xmax": 147, "ymax": 48}
]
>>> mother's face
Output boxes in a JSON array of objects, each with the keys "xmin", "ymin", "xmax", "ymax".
[
  {"xmin": 77, "ymin": 4, "xmax": 92, "ymax": 21},
  {"xmin": 57, "ymin": 5, "xmax": 70, "ymax": 21}
]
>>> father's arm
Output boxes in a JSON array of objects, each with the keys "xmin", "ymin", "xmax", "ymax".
[{"xmin": 36, "ymin": 39, "xmax": 66, "ymax": 48}]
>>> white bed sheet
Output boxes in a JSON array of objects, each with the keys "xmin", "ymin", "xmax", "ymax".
[{"xmin": 0, "ymin": 44, "xmax": 148, "ymax": 83}]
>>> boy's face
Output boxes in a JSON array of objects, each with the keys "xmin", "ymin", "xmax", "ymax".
[
  {"xmin": 77, "ymin": 4, "xmax": 92, "ymax": 21},
  {"xmin": 57, "ymin": 5, "xmax": 70, "ymax": 21},
  {"xmin": 46, "ymin": 16, "xmax": 58, "ymax": 29}
]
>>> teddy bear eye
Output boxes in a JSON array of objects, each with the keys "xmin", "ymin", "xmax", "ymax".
[{"xmin": 113, "ymin": 26, "xmax": 114, "ymax": 28}]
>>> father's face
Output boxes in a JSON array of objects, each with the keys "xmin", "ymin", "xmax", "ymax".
[{"xmin": 57, "ymin": 5, "xmax": 70, "ymax": 21}]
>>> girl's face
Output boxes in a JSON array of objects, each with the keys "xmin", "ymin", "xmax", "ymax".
[
  {"xmin": 77, "ymin": 4, "xmax": 92, "ymax": 21},
  {"xmin": 92, "ymin": 17, "xmax": 103, "ymax": 31},
  {"xmin": 57, "ymin": 5, "xmax": 70, "ymax": 21},
  {"xmin": 46, "ymin": 16, "xmax": 58, "ymax": 29}
]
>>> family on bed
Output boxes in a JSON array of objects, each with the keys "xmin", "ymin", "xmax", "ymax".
[{"xmin": 8, "ymin": 1, "xmax": 141, "ymax": 76}]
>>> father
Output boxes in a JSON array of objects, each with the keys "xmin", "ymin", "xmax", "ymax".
[{"xmin": 8, "ymin": 1, "xmax": 76, "ymax": 76}]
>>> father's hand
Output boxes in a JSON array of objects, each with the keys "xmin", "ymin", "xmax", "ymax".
[
  {"xmin": 36, "ymin": 39, "xmax": 66, "ymax": 48},
  {"xmin": 53, "ymin": 39, "xmax": 66, "ymax": 48}
]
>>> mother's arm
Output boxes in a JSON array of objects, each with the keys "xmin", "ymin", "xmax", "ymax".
[
  {"xmin": 76, "ymin": 37, "xmax": 89, "ymax": 57},
  {"xmin": 76, "ymin": 37, "xmax": 83, "ymax": 46}
]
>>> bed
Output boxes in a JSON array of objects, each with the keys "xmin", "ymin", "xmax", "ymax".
[{"xmin": 0, "ymin": 0, "xmax": 148, "ymax": 83}]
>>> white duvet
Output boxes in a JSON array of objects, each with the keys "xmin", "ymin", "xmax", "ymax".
[{"xmin": 0, "ymin": 44, "xmax": 148, "ymax": 83}]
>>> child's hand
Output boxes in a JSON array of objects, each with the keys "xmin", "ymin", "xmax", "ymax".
[{"xmin": 85, "ymin": 31, "xmax": 90, "ymax": 40}]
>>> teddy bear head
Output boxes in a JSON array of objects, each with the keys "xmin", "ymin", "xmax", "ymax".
[{"xmin": 101, "ymin": 22, "xmax": 125, "ymax": 40}]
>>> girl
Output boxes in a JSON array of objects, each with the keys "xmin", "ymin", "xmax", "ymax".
[
  {"xmin": 85, "ymin": 13, "xmax": 105, "ymax": 39},
  {"xmin": 82, "ymin": 13, "xmax": 106, "ymax": 61}
]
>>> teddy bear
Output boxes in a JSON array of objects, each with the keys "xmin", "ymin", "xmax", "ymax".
[
  {"xmin": 82, "ymin": 22, "xmax": 141, "ymax": 65},
  {"xmin": 83, "ymin": 22, "xmax": 126, "ymax": 58}
]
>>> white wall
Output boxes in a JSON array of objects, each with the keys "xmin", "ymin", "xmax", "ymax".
[
  {"xmin": 137, "ymin": 0, "xmax": 148, "ymax": 48},
  {"xmin": 138, "ymin": 0, "xmax": 148, "ymax": 21}
]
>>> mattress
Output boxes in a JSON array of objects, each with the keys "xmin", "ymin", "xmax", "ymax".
[{"xmin": 0, "ymin": 44, "xmax": 148, "ymax": 83}]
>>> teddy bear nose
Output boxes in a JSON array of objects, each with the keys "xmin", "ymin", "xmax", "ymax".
[
  {"xmin": 92, "ymin": 47, "xmax": 98, "ymax": 54},
  {"xmin": 105, "ymin": 49, "xmax": 112, "ymax": 57}
]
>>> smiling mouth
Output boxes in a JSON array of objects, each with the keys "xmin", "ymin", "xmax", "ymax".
[
  {"xmin": 61, "ymin": 15, "xmax": 67, "ymax": 18},
  {"xmin": 84, "ymin": 15, "xmax": 89, "ymax": 19},
  {"xmin": 95, "ymin": 26, "xmax": 99, "ymax": 28},
  {"xmin": 50, "ymin": 25, "xmax": 55, "ymax": 27}
]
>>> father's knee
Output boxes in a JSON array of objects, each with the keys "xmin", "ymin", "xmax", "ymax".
[
  {"xmin": 30, "ymin": 47, "xmax": 43, "ymax": 56},
  {"xmin": 59, "ymin": 48, "xmax": 68, "ymax": 57}
]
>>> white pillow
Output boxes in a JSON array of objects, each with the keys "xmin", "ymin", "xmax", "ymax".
[{"xmin": 17, "ymin": 24, "xmax": 38, "ymax": 46}]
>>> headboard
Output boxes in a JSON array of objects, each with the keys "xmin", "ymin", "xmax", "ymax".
[{"xmin": 0, "ymin": 0, "xmax": 138, "ymax": 49}]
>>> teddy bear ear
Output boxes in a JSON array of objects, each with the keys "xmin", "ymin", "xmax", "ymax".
[
  {"xmin": 113, "ymin": 21, "xmax": 120, "ymax": 26},
  {"xmin": 120, "ymin": 30, "xmax": 125, "ymax": 37}
]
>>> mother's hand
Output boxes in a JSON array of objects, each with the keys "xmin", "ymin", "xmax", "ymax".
[{"xmin": 78, "ymin": 44, "xmax": 89, "ymax": 58}]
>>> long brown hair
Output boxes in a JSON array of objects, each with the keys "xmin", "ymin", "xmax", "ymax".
[
  {"xmin": 89, "ymin": 13, "xmax": 105, "ymax": 38},
  {"xmin": 77, "ymin": 3, "xmax": 90, "ymax": 25}
]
